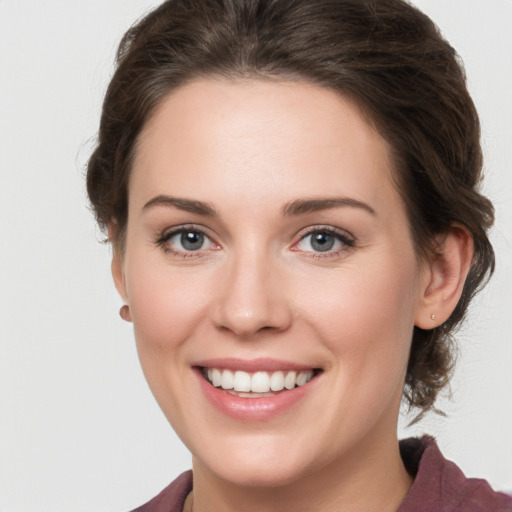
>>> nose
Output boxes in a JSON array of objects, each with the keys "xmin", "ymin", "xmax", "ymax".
[{"xmin": 212, "ymin": 250, "xmax": 292, "ymax": 338}]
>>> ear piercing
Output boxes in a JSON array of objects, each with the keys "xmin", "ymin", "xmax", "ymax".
[
  {"xmin": 431, "ymin": 314, "xmax": 437, "ymax": 321},
  {"xmin": 120, "ymin": 304, "xmax": 132, "ymax": 322}
]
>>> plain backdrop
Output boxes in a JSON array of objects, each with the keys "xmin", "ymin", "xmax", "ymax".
[{"xmin": 1, "ymin": 1, "xmax": 511, "ymax": 511}]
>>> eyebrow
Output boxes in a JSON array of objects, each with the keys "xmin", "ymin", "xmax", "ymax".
[
  {"xmin": 142, "ymin": 194, "xmax": 375, "ymax": 218},
  {"xmin": 282, "ymin": 197, "xmax": 376, "ymax": 217},
  {"xmin": 142, "ymin": 195, "xmax": 218, "ymax": 216}
]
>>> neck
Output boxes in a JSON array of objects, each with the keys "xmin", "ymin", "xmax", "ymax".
[{"xmin": 190, "ymin": 432, "xmax": 413, "ymax": 512}]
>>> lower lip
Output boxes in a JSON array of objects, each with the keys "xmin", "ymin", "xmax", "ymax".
[{"xmin": 194, "ymin": 369, "xmax": 318, "ymax": 421}]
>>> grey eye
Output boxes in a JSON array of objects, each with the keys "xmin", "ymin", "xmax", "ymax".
[
  {"xmin": 169, "ymin": 230, "xmax": 207, "ymax": 251},
  {"xmin": 298, "ymin": 231, "xmax": 341, "ymax": 253},
  {"xmin": 309, "ymin": 232, "xmax": 336, "ymax": 252}
]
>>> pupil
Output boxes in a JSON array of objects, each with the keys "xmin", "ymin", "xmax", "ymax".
[
  {"xmin": 181, "ymin": 231, "xmax": 204, "ymax": 251},
  {"xmin": 311, "ymin": 232, "xmax": 334, "ymax": 252}
]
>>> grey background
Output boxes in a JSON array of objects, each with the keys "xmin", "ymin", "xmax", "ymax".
[{"xmin": 1, "ymin": 1, "xmax": 511, "ymax": 510}]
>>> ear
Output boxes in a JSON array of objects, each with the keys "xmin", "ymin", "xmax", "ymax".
[
  {"xmin": 415, "ymin": 225, "xmax": 474, "ymax": 329},
  {"xmin": 108, "ymin": 221, "xmax": 129, "ymax": 305}
]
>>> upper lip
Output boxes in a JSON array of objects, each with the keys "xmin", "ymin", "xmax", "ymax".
[{"xmin": 193, "ymin": 357, "xmax": 320, "ymax": 373}]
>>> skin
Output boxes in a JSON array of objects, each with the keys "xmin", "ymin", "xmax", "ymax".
[{"xmin": 112, "ymin": 79, "xmax": 473, "ymax": 512}]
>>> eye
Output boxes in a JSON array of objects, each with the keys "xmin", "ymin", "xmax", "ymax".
[
  {"xmin": 157, "ymin": 226, "xmax": 219, "ymax": 256},
  {"xmin": 171, "ymin": 230, "xmax": 207, "ymax": 251},
  {"xmin": 294, "ymin": 228, "xmax": 354, "ymax": 256}
]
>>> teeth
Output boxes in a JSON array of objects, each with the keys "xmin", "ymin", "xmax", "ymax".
[
  {"xmin": 233, "ymin": 371, "xmax": 251, "ymax": 392},
  {"xmin": 284, "ymin": 371, "xmax": 297, "ymax": 390},
  {"xmin": 221, "ymin": 369, "xmax": 234, "ymax": 390},
  {"xmin": 211, "ymin": 368, "xmax": 222, "ymax": 387},
  {"xmin": 270, "ymin": 371, "xmax": 285, "ymax": 391},
  {"xmin": 296, "ymin": 371, "xmax": 308, "ymax": 386},
  {"xmin": 251, "ymin": 371, "xmax": 270, "ymax": 392},
  {"xmin": 205, "ymin": 368, "xmax": 315, "ymax": 393}
]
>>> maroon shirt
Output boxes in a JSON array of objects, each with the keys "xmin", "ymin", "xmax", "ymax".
[{"xmin": 131, "ymin": 436, "xmax": 512, "ymax": 512}]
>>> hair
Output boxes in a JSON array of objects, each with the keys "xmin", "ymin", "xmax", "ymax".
[{"xmin": 87, "ymin": 0, "xmax": 495, "ymax": 415}]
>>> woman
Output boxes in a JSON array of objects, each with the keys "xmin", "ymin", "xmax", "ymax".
[{"xmin": 86, "ymin": 0, "xmax": 511, "ymax": 510}]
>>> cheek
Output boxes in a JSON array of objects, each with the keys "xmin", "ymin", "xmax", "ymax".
[
  {"xmin": 298, "ymin": 254, "xmax": 418, "ymax": 379},
  {"xmin": 125, "ymin": 256, "xmax": 212, "ymax": 356},
  {"xmin": 124, "ymin": 258, "xmax": 214, "ymax": 421},
  {"xmin": 306, "ymin": 264, "xmax": 418, "ymax": 438}
]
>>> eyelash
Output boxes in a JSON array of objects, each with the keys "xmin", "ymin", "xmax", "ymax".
[
  {"xmin": 155, "ymin": 224, "xmax": 219, "ymax": 258},
  {"xmin": 292, "ymin": 226, "xmax": 355, "ymax": 260},
  {"xmin": 155, "ymin": 225, "xmax": 355, "ymax": 259}
]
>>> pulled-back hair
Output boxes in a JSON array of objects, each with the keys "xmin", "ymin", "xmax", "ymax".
[{"xmin": 87, "ymin": 0, "xmax": 495, "ymax": 414}]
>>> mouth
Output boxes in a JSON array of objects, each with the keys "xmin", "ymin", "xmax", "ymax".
[
  {"xmin": 199, "ymin": 366, "xmax": 321, "ymax": 398},
  {"xmin": 193, "ymin": 359, "xmax": 323, "ymax": 420}
]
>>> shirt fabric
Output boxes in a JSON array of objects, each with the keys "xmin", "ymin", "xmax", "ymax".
[{"xmin": 130, "ymin": 436, "xmax": 512, "ymax": 512}]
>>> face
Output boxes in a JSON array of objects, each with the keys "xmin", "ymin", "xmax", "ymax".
[{"xmin": 115, "ymin": 79, "xmax": 430, "ymax": 487}]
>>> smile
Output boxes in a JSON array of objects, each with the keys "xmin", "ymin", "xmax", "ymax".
[
  {"xmin": 194, "ymin": 358, "xmax": 322, "ymax": 420},
  {"xmin": 202, "ymin": 368, "xmax": 315, "ymax": 397}
]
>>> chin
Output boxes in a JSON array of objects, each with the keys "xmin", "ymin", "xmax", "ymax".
[
  {"xmin": 204, "ymin": 458, "xmax": 309, "ymax": 488},
  {"xmin": 192, "ymin": 433, "xmax": 320, "ymax": 488}
]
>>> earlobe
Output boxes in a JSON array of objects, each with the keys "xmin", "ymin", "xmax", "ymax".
[
  {"xmin": 415, "ymin": 225, "xmax": 474, "ymax": 329},
  {"xmin": 119, "ymin": 304, "xmax": 132, "ymax": 322}
]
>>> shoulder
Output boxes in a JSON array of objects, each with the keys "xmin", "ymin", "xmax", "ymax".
[
  {"xmin": 129, "ymin": 470, "xmax": 193, "ymax": 512},
  {"xmin": 398, "ymin": 436, "xmax": 512, "ymax": 512}
]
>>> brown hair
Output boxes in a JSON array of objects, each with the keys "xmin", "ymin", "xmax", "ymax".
[{"xmin": 87, "ymin": 0, "xmax": 495, "ymax": 414}]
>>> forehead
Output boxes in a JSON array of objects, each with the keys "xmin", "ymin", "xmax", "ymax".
[{"xmin": 130, "ymin": 78, "xmax": 399, "ymax": 216}]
